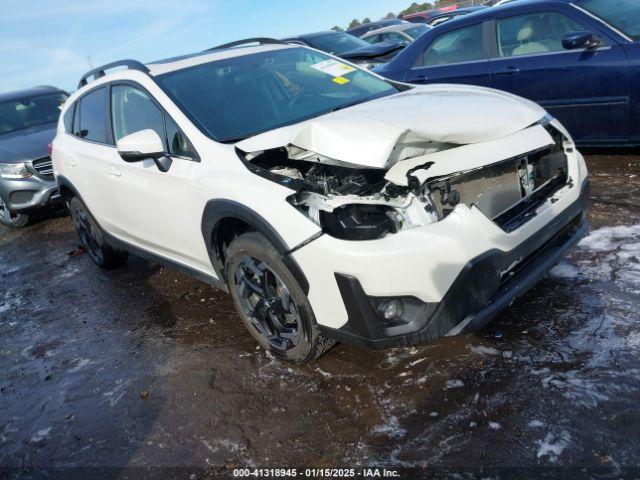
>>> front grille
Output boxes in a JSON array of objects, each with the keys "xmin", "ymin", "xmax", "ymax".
[
  {"xmin": 31, "ymin": 156, "xmax": 54, "ymax": 179},
  {"xmin": 428, "ymin": 126, "xmax": 568, "ymax": 232}
]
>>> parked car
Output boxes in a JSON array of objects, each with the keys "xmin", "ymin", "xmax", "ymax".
[
  {"xmin": 52, "ymin": 39, "xmax": 588, "ymax": 363},
  {"xmin": 0, "ymin": 86, "xmax": 67, "ymax": 227},
  {"xmin": 426, "ymin": 6, "xmax": 488, "ymax": 27},
  {"xmin": 361, "ymin": 23, "xmax": 431, "ymax": 45},
  {"xmin": 283, "ymin": 31, "xmax": 405, "ymax": 68},
  {"xmin": 402, "ymin": 9, "xmax": 449, "ymax": 24},
  {"xmin": 375, "ymin": 0, "xmax": 640, "ymax": 147},
  {"xmin": 346, "ymin": 18, "xmax": 408, "ymax": 38}
]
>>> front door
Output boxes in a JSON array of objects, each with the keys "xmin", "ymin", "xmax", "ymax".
[
  {"xmin": 490, "ymin": 10, "xmax": 631, "ymax": 144},
  {"xmin": 108, "ymin": 83, "xmax": 206, "ymax": 271}
]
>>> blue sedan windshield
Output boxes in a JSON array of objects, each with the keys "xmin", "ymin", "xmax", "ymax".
[
  {"xmin": 578, "ymin": 0, "xmax": 640, "ymax": 40},
  {"xmin": 157, "ymin": 47, "xmax": 398, "ymax": 142}
]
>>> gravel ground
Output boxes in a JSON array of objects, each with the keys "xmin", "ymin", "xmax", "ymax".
[{"xmin": 1, "ymin": 155, "xmax": 639, "ymax": 479}]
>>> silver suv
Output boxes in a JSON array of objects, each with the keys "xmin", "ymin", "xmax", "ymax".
[{"xmin": 0, "ymin": 86, "xmax": 67, "ymax": 227}]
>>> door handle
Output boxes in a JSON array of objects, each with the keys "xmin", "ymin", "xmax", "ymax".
[
  {"xmin": 412, "ymin": 74, "xmax": 429, "ymax": 82},
  {"xmin": 495, "ymin": 66, "xmax": 520, "ymax": 76},
  {"xmin": 108, "ymin": 167, "xmax": 121, "ymax": 177}
]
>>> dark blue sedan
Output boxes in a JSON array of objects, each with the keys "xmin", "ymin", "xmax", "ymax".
[{"xmin": 375, "ymin": 0, "xmax": 640, "ymax": 146}]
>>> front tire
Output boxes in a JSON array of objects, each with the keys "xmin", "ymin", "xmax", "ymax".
[
  {"xmin": 68, "ymin": 197, "xmax": 128, "ymax": 269},
  {"xmin": 0, "ymin": 194, "xmax": 29, "ymax": 228},
  {"xmin": 225, "ymin": 232, "xmax": 335, "ymax": 363}
]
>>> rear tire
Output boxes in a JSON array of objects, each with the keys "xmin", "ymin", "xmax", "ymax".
[
  {"xmin": 225, "ymin": 232, "xmax": 335, "ymax": 363},
  {"xmin": 68, "ymin": 197, "xmax": 128, "ymax": 269},
  {"xmin": 0, "ymin": 194, "xmax": 29, "ymax": 228}
]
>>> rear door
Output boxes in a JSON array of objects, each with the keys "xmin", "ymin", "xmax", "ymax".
[
  {"xmin": 489, "ymin": 8, "xmax": 631, "ymax": 143},
  {"xmin": 404, "ymin": 22, "xmax": 492, "ymax": 86},
  {"xmin": 108, "ymin": 83, "xmax": 206, "ymax": 269},
  {"xmin": 63, "ymin": 86, "xmax": 120, "ymax": 230}
]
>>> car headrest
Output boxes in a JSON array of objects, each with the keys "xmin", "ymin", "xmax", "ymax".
[{"xmin": 517, "ymin": 21, "xmax": 535, "ymax": 42}]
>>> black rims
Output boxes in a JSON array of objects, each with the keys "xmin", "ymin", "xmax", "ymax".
[{"xmin": 233, "ymin": 255, "xmax": 301, "ymax": 352}]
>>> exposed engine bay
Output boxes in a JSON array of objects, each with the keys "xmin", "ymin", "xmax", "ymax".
[{"xmin": 239, "ymin": 123, "xmax": 570, "ymax": 241}]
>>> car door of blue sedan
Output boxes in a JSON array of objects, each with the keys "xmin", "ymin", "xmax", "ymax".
[
  {"xmin": 489, "ymin": 6, "xmax": 631, "ymax": 144},
  {"xmin": 403, "ymin": 23, "xmax": 492, "ymax": 87}
]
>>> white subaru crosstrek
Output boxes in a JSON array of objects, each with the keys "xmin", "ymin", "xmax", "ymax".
[{"xmin": 52, "ymin": 39, "xmax": 589, "ymax": 363}]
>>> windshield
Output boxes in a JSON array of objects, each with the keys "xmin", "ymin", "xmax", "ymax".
[
  {"xmin": 405, "ymin": 25, "xmax": 430, "ymax": 39},
  {"xmin": 578, "ymin": 0, "xmax": 640, "ymax": 40},
  {"xmin": 306, "ymin": 32, "xmax": 370, "ymax": 54},
  {"xmin": 0, "ymin": 92, "xmax": 67, "ymax": 135},
  {"xmin": 157, "ymin": 47, "xmax": 398, "ymax": 142}
]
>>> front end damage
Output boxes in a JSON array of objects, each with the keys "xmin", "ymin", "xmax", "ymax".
[
  {"xmin": 237, "ymin": 114, "xmax": 589, "ymax": 348},
  {"xmin": 239, "ymin": 118, "xmax": 573, "ymax": 242}
]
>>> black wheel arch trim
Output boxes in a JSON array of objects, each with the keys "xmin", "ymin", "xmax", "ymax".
[
  {"xmin": 56, "ymin": 174, "xmax": 228, "ymax": 291},
  {"xmin": 201, "ymin": 199, "xmax": 310, "ymax": 294}
]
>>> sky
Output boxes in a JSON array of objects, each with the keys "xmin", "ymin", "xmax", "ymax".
[{"xmin": 0, "ymin": 0, "xmax": 410, "ymax": 94}]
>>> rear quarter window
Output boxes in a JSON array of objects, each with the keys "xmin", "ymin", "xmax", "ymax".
[{"xmin": 63, "ymin": 103, "xmax": 75, "ymax": 133}]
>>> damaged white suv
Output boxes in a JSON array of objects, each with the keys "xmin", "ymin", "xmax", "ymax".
[{"xmin": 52, "ymin": 39, "xmax": 589, "ymax": 363}]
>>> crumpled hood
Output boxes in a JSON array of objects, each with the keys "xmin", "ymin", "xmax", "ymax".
[
  {"xmin": 237, "ymin": 84, "xmax": 547, "ymax": 170},
  {"xmin": 0, "ymin": 123, "xmax": 56, "ymax": 164}
]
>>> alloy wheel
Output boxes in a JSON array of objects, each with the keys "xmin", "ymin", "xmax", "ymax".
[{"xmin": 233, "ymin": 255, "xmax": 301, "ymax": 352}]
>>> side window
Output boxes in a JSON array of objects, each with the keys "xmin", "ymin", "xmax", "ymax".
[
  {"xmin": 415, "ymin": 24, "xmax": 484, "ymax": 67},
  {"xmin": 363, "ymin": 35, "xmax": 380, "ymax": 44},
  {"xmin": 165, "ymin": 116, "xmax": 194, "ymax": 158},
  {"xmin": 497, "ymin": 12, "xmax": 584, "ymax": 58},
  {"xmin": 78, "ymin": 87, "xmax": 108, "ymax": 143},
  {"xmin": 63, "ymin": 103, "xmax": 75, "ymax": 133},
  {"xmin": 384, "ymin": 32, "xmax": 407, "ymax": 42},
  {"xmin": 111, "ymin": 84, "xmax": 196, "ymax": 159},
  {"xmin": 111, "ymin": 85, "xmax": 166, "ymax": 148}
]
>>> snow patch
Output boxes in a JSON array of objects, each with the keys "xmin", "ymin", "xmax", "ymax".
[
  {"xmin": 578, "ymin": 224, "xmax": 640, "ymax": 252},
  {"xmin": 372, "ymin": 415, "xmax": 406, "ymax": 439},
  {"xmin": 536, "ymin": 431, "xmax": 571, "ymax": 462},
  {"xmin": 528, "ymin": 420, "xmax": 545, "ymax": 428},
  {"xmin": 445, "ymin": 379, "xmax": 464, "ymax": 389},
  {"xmin": 469, "ymin": 345, "xmax": 501, "ymax": 356},
  {"xmin": 30, "ymin": 427, "xmax": 51, "ymax": 443},
  {"xmin": 488, "ymin": 422, "xmax": 501, "ymax": 430},
  {"xmin": 549, "ymin": 261, "xmax": 580, "ymax": 280}
]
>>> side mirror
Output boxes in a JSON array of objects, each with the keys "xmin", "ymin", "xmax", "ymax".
[
  {"xmin": 562, "ymin": 31, "xmax": 601, "ymax": 50},
  {"xmin": 116, "ymin": 129, "xmax": 172, "ymax": 172}
]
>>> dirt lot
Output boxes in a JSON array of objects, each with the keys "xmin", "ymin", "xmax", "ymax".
[{"xmin": 1, "ymin": 155, "xmax": 639, "ymax": 478}]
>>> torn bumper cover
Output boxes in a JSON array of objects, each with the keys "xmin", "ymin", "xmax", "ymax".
[
  {"xmin": 321, "ymin": 179, "xmax": 588, "ymax": 348},
  {"xmin": 293, "ymin": 177, "xmax": 589, "ymax": 349}
]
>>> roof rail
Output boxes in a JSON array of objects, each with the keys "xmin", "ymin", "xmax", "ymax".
[
  {"xmin": 78, "ymin": 60, "xmax": 150, "ymax": 89},
  {"xmin": 204, "ymin": 38, "xmax": 286, "ymax": 52}
]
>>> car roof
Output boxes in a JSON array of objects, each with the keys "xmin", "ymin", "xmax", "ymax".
[
  {"xmin": 282, "ymin": 30, "xmax": 342, "ymax": 41},
  {"xmin": 346, "ymin": 18, "xmax": 406, "ymax": 32},
  {"xmin": 0, "ymin": 86, "xmax": 64, "ymax": 102},
  {"xmin": 426, "ymin": 0, "xmax": 575, "ymax": 26},
  {"xmin": 362, "ymin": 23, "xmax": 430, "ymax": 37}
]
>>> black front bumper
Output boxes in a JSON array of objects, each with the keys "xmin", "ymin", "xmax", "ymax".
[{"xmin": 320, "ymin": 179, "xmax": 590, "ymax": 349}]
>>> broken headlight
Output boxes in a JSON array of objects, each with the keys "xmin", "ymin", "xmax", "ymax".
[
  {"xmin": 320, "ymin": 204, "xmax": 399, "ymax": 240},
  {"xmin": 288, "ymin": 191, "xmax": 435, "ymax": 241}
]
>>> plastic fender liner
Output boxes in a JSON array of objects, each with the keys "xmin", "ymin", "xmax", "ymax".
[{"xmin": 201, "ymin": 199, "xmax": 310, "ymax": 294}]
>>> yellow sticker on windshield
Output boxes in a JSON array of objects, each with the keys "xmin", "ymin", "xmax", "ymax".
[{"xmin": 332, "ymin": 76, "xmax": 349, "ymax": 85}]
